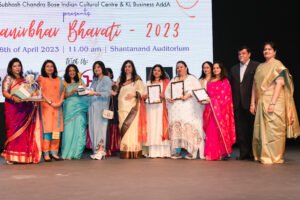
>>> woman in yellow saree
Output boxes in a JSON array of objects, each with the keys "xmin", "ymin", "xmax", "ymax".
[
  {"xmin": 250, "ymin": 42, "xmax": 300, "ymax": 164},
  {"xmin": 117, "ymin": 60, "xmax": 146, "ymax": 159}
]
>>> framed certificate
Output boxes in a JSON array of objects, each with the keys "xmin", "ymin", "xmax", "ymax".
[
  {"xmin": 171, "ymin": 81, "xmax": 184, "ymax": 100},
  {"xmin": 147, "ymin": 85, "xmax": 162, "ymax": 104},
  {"xmin": 193, "ymin": 88, "xmax": 209, "ymax": 102}
]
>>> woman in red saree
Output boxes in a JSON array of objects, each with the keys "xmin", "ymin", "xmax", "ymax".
[
  {"xmin": 203, "ymin": 63, "xmax": 236, "ymax": 160},
  {"xmin": 1, "ymin": 58, "xmax": 42, "ymax": 164}
]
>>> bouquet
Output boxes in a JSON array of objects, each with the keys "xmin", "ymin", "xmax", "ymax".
[{"xmin": 11, "ymin": 74, "xmax": 43, "ymax": 101}]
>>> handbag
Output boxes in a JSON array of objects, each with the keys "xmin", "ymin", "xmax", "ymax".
[{"xmin": 102, "ymin": 97, "xmax": 114, "ymax": 119}]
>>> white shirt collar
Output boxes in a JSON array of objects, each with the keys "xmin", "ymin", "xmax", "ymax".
[{"xmin": 240, "ymin": 59, "xmax": 250, "ymax": 67}]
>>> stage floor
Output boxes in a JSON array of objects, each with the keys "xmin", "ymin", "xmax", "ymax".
[{"xmin": 0, "ymin": 147, "xmax": 299, "ymax": 200}]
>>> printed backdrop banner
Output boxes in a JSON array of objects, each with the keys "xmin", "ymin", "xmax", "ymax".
[{"xmin": 0, "ymin": 0, "xmax": 213, "ymax": 102}]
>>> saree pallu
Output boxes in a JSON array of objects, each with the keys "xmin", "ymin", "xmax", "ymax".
[
  {"xmin": 2, "ymin": 99, "xmax": 42, "ymax": 163},
  {"xmin": 61, "ymin": 83, "xmax": 88, "ymax": 159},
  {"xmin": 203, "ymin": 79, "xmax": 236, "ymax": 160},
  {"xmin": 118, "ymin": 79, "xmax": 146, "ymax": 159},
  {"xmin": 253, "ymin": 59, "xmax": 300, "ymax": 164}
]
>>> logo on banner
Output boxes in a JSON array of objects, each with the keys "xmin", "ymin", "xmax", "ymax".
[
  {"xmin": 176, "ymin": 0, "xmax": 200, "ymax": 18},
  {"xmin": 81, "ymin": 69, "xmax": 93, "ymax": 87}
]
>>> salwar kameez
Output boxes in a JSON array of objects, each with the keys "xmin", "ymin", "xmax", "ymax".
[
  {"xmin": 38, "ymin": 76, "xmax": 64, "ymax": 157},
  {"xmin": 88, "ymin": 76, "xmax": 112, "ymax": 154},
  {"xmin": 144, "ymin": 80, "xmax": 171, "ymax": 158},
  {"xmin": 165, "ymin": 75, "xmax": 205, "ymax": 159}
]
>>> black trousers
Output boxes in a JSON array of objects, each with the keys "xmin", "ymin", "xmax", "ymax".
[{"xmin": 234, "ymin": 103, "xmax": 255, "ymax": 159}]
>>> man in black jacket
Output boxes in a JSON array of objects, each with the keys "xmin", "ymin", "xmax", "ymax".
[{"xmin": 229, "ymin": 46, "xmax": 259, "ymax": 160}]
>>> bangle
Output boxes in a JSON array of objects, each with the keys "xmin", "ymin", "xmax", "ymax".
[{"xmin": 270, "ymin": 103, "xmax": 275, "ymax": 105}]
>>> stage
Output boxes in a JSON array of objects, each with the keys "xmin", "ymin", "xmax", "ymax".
[{"xmin": 0, "ymin": 147, "xmax": 299, "ymax": 200}]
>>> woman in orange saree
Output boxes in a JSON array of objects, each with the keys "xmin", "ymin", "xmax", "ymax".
[{"xmin": 1, "ymin": 58, "xmax": 42, "ymax": 164}]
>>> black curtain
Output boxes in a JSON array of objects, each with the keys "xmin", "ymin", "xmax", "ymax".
[{"xmin": 212, "ymin": 0, "xmax": 300, "ymax": 113}]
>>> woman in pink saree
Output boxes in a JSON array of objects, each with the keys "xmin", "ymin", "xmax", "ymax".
[
  {"xmin": 203, "ymin": 63, "xmax": 236, "ymax": 160},
  {"xmin": 1, "ymin": 58, "xmax": 42, "ymax": 164}
]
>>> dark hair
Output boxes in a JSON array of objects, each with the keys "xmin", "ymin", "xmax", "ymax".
[
  {"xmin": 64, "ymin": 64, "xmax": 79, "ymax": 83},
  {"xmin": 106, "ymin": 68, "xmax": 114, "ymax": 80},
  {"xmin": 176, "ymin": 60, "xmax": 190, "ymax": 76},
  {"xmin": 150, "ymin": 64, "xmax": 168, "ymax": 83},
  {"xmin": 41, "ymin": 60, "xmax": 58, "ymax": 78},
  {"xmin": 264, "ymin": 41, "xmax": 277, "ymax": 52},
  {"xmin": 93, "ymin": 61, "xmax": 107, "ymax": 77},
  {"xmin": 7, "ymin": 58, "xmax": 24, "ymax": 79},
  {"xmin": 199, "ymin": 61, "xmax": 213, "ymax": 79},
  {"xmin": 212, "ymin": 62, "xmax": 227, "ymax": 80},
  {"xmin": 238, "ymin": 46, "xmax": 251, "ymax": 53},
  {"xmin": 119, "ymin": 60, "xmax": 139, "ymax": 86}
]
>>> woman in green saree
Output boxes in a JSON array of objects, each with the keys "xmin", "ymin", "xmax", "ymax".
[{"xmin": 61, "ymin": 64, "xmax": 88, "ymax": 159}]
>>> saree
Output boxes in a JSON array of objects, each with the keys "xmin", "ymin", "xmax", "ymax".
[
  {"xmin": 165, "ymin": 75, "xmax": 205, "ymax": 159},
  {"xmin": 253, "ymin": 59, "xmax": 300, "ymax": 164},
  {"xmin": 88, "ymin": 76, "xmax": 112, "ymax": 154},
  {"xmin": 144, "ymin": 79, "xmax": 170, "ymax": 158},
  {"xmin": 118, "ymin": 77, "xmax": 146, "ymax": 159},
  {"xmin": 1, "ymin": 75, "xmax": 42, "ymax": 163},
  {"xmin": 61, "ymin": 82, "xmax": 88, "ymax": 159},
  {"xmin": 203, "ymin": 79, "xmax": 236, "ymax": 160}
]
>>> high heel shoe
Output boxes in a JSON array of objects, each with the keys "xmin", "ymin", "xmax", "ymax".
[
  {"xmin": 50, "ymin": 154, "xmax": 62, "ymax": 161},
  {"xmin": 6, "ymin": 160, "xmax": 15, "ymax": 165},
  {"xmin": 44, "ymin": 155, "xmax": 52, "ymax": 162},
  {"xmin": 94, "ymin": 151, "xmax": 106, "ymax": 160}
]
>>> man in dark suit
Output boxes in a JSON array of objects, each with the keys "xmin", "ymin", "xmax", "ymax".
[{"xmin": 229, "ymin": 46, "xmax": 259, "ymax": 160}]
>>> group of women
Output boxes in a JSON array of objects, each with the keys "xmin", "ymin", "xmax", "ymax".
[{"xmin": 1, "ymin": 42, "xmax": 299, "ymax": 164}]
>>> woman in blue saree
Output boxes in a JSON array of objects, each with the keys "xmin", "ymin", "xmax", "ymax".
[{"xmin": 61, "ymin": 64, "xmax": 88, "ymax": 159}]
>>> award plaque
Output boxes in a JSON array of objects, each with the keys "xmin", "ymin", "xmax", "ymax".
[
  {"xmin": 78, "ymin": 85, "xmax": 90, "ymax": 96},
  {"xmin": 193, "ymin": 88, "xmax": 209, "ymax": 102},
  {"xmin": 171, "ymin": 81, "xmax": 184, "ymax": 100},
  {"xmin": 147, "ymin": 85, "xmax": 162, "ymax": 104}
]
